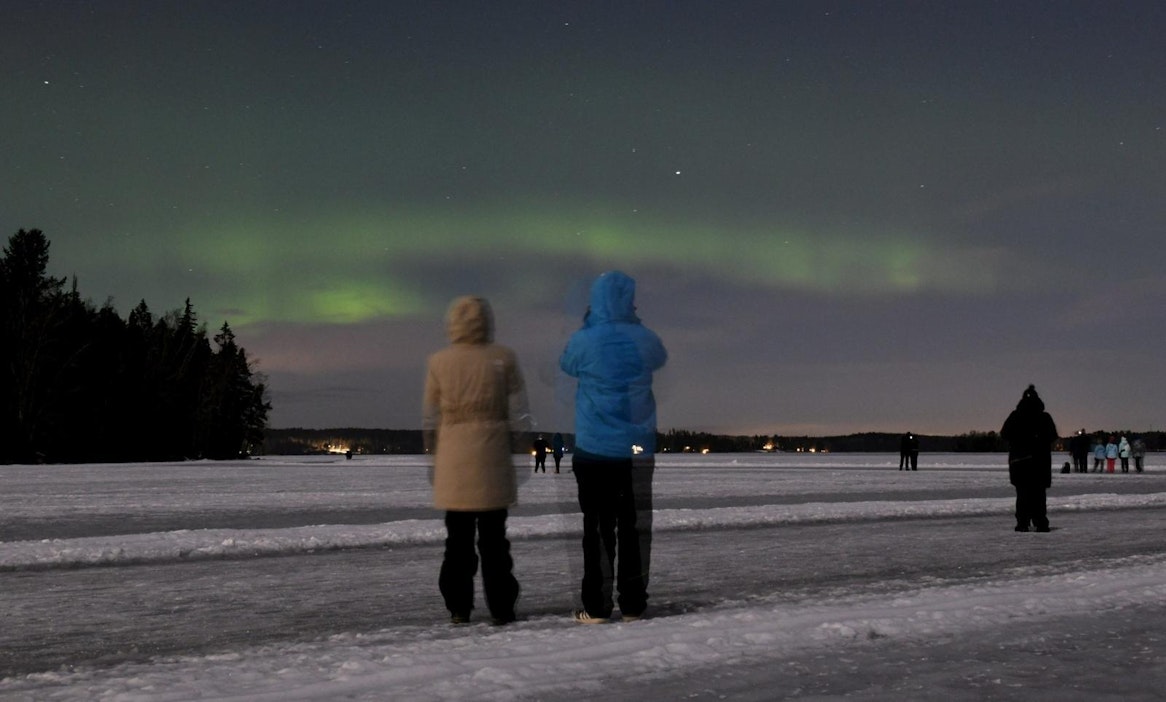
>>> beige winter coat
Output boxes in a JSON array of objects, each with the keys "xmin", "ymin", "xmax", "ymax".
[{"xmin": 423, "ymin": 296, "xmax": 531, "ymax": 511}]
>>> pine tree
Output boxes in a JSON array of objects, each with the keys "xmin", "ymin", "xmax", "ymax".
[{"xmin": 0, "ymin": 229, "xmax": 68, "ymax": 462}]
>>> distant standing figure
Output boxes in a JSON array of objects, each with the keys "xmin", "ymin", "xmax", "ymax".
[
  {"xmin": 899, "ymin": 432, "xmax": 918, "ymax": 470},
  {"xmin": 423, "ymin": 296, "xmax": 530, "ymax": 625},
  {"xmin": 552, "ymin": 432, "xmax": 566, "ymax": 473},
  {"xmin": 1069, "ymin": 429, "xmax": 1090, "ymax": 473},
  {"xmin": 1105, "ymin": 436, "xmax": 1118, "ymax": 474},
  {"xmin": 1092, "ymin": 437, "xmax": 1106, "ymax": 473},
  {"xmin": 532, "ymin": 434, "xmax": 550, "ymax": 473},
  {"xmin": 1132, "ymin": 436, "xmax": 1146, "ymax": 473},
  {"xmin": 1118, "ymin": 436, "xmax": 1131, "ymax": 473},
  {"xmin": 560, "ymin": 271, "xmax": 667, "ymax": 624},
  {"xmin": 1000, "ymin": 384, "xmax": 1059, "ymax": 532}
]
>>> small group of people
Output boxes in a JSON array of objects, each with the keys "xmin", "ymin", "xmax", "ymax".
[
  {"xmin": 421, "ymin": 267, "xmax": 1138, "ymax": 623},
  {"xmin": 1068, "ymin": 429, "xmax": 1147, "ymax": 474},
  {"xmin": 422, "ymin": 271, "xmax": 666, "ymax": 626},
  {"xmin": 530, "ymin": 433, "xmax": 565, "ymax": 473}
]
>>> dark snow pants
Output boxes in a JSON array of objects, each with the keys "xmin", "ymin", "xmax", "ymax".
[
  {"xmin": 573, "ymin": 455, "xmax": 649, "ymax": 618},
  {"xmin": 439, "ymin": 510, "xmax": 519, "ymax": 621},
  {"xmin": 1014, "ymin": 485, "xmax": 1048, "ymax": 531}
]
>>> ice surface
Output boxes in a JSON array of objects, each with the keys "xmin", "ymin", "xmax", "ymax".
[{"xmin": 2, "ymin": 453, "xmax": 1164, "ymax": 700}]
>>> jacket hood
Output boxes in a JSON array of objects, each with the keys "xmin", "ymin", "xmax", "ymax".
[
  {"xmin": 1016, "ymin": 384, "xmax": 1045, "ymax": 413},
  {"xmin": 445, "ymin": 296, "xmax": 494, "ymax": 344},
  {"xmin": 586, "ymin": 270, "xmax": 640, "ymax": 325}
]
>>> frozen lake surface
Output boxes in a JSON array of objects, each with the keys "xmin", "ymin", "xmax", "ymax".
[{"xmin": 2, "ymin": 453, "xmax": 1165, "ymax": 700}]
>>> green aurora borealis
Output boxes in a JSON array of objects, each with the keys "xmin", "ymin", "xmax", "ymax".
[{"xmin": 125, "ymin": 207, "xmax": 954, "ymax": 327}]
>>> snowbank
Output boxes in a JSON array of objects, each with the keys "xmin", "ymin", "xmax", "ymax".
[{"xmin": 6, "ymin": 492, "xmax": 1166, "ymax": 571}]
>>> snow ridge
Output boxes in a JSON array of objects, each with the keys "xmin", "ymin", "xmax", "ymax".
[{"xmin": 5, "ymin": 492, "xmax": 1165, "ymax": 571}]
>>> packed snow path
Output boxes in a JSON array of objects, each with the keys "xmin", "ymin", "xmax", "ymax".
[{"xmin": 2, "ymin": 454, "xmax": 1165, "ymax": 700}]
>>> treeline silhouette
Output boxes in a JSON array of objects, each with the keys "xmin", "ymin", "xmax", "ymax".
[
  {"xmin": 0, "ymin": 229, "xmax": 270, "ymax": 464},
  {"xmin": 263, "ymin": 427, "xmax": 1163, "ymax": 456}
]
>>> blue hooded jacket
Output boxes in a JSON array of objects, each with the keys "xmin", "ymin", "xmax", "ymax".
[{"xmin": 560, "ymin": 271, "xmax": 668, "ymax": 458}]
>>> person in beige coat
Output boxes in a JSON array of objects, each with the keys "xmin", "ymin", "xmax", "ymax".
[{"xmin": 423, "ymin": 296, "xmax": 531, "ymax": 625}]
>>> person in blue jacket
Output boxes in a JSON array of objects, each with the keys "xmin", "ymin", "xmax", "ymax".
[
  {"xmin": 560, "ymin": 271, "xmax": 667, "ymax": 623},
  {"xmin": 1092, "ymin": 436, "xmax": 1106, "ymax": 472}
]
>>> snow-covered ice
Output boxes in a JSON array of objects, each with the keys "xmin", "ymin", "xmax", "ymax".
[{"xmin": 2, "ymin": 453, "xmax": 1165, "ymax": 700}]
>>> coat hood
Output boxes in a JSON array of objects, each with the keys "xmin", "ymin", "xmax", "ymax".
[
  {"xmin": 445, "ymin": 296, "xmax": 494, "ymax": 344},
  {"xmin": 586, "ymin": 270, "xmax": 640, "ymax": 325},
  {"xmin": 1016, "ymin": 384, "xmax": 1045, "ymax": 413}
]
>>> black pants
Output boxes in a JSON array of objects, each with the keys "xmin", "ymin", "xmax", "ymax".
[
  {"xmin": 553, "ymin": 453, "xmax": 562, "ymax": 473},
  {"xmin": 1014, "ymin": 485, "xmax": 1048, "ymax": 531},
  {"xmin": 1073, "ymin": 454, "xmax": 1088, "ymax": 473},
  {"xmin": 439, "ymin": 510, "xmax": 519, "ymax": 620},
  {"xmin": 534, "ymin": 454, "xmax": 546, "ymax": 472},
  {"xmin": 573, "ymin": 455, "xmax": 650, "ymax": 618}
]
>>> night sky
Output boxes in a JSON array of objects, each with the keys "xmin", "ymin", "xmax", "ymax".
[{"xmin": 4, "ymin": 1, "xmax": 1164, "ymax": 436}]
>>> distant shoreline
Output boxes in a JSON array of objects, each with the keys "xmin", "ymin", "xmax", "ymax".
[{"xmin": 262, "ymin": 428, "xmax": 1163, "ymax": 456}]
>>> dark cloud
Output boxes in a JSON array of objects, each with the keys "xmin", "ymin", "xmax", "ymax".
[{"xmin": 3, "ymin": 1, "xmax": 1163, "ymax": 434}]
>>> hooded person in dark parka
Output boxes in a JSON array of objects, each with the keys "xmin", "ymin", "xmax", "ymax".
[{"xmin": 1000, "ymin": 384, "xmax": 1059, "ymax": 532}]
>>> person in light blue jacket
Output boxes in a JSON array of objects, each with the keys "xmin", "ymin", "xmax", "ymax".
[{"xmin": 560, "ymin": 271, "xmax": 667, "ymax": 623}]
